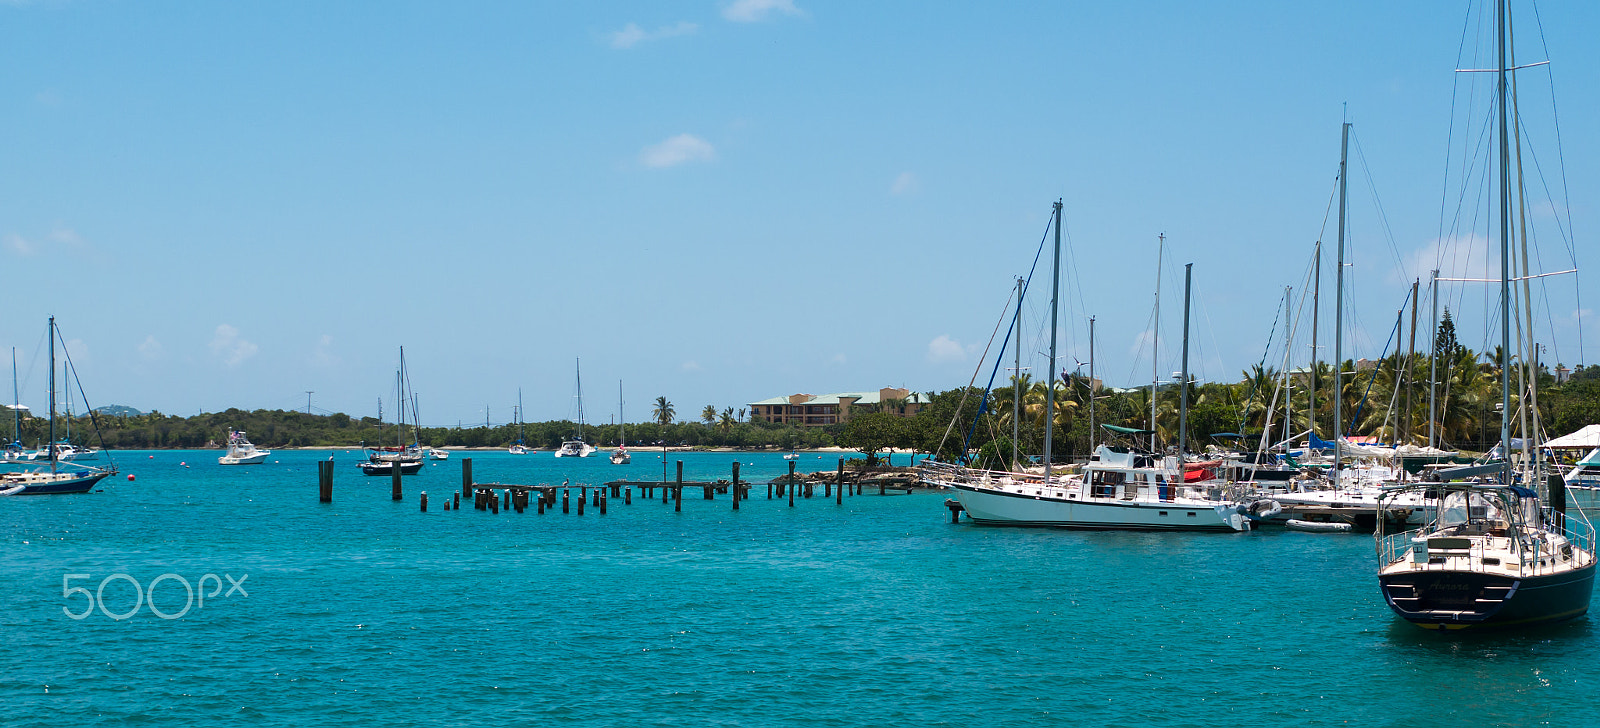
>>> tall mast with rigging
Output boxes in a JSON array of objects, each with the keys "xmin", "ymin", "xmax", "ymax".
[
  {"xmin": 1042, "ymin": 201, "xmax": 1062, "ymax": 481},
  {"xmin": 1333, "ymin": 122, "xmax": 1350, "ymax": 483}
]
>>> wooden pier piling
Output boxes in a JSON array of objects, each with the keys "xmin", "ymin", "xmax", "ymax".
[
  {"xmin": 490, "ymin": 491, "xmax": 499, "ymax": 513},
  {"xmin": 420, "ymin": 492, "xmax": 427, "ymax": 512},
  {"xmin": 945, "ymin": 498, "xmax": 964, "ymax": 523},
  {"xmin": 391, "ymin": 466, "xmax": 402, "ymax": 501},
  {"xmin": 453, "ymin": 491, "xmax": 459, "ymax": 510},
  {"xmin": 318, "ymin": 460, "xmax": 333, "ymax": 503},
  {"xmin": 625, "ymin": 486, "xmax": 632, "ymax": 505},
  {"xmin": 732, "ymin": 462, "xmax": 740, "ymax": 511},
  {"xmin": 563, "ymin": 488, "xmax": 570, "ymax": 514},
  {"xmin": 538, "ymin": 494, "xmax": 545, "ymax": 514},
  {"xmin": 461, "ymin": 458, "xmax": 473, "ymax": 499},
  {"xmin": 837, "ymin": 458, "xmax": 845, "ymax": 497},
  {"xmin": 674, "ymin": 484, "xmax": 682, "ymax": 512},
  {"xmin": 578, "ymin": 490, "xmax": 585, "ymax": 515},
  {"xmin": 600, "ymin": 487, "xmax": 608, "ymax": 515}
]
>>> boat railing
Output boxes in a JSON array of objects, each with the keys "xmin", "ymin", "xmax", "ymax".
[{"xmin": 918, "ymin": 462, "xmax": 1051, "ymax": 488}]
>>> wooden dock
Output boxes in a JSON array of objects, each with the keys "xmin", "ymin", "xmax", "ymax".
[{"xmin": 315, "ymin": 456, "xmax": 910, "ymax": 512}]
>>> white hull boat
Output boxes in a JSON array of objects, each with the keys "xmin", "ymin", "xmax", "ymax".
[
  {"xmin": 924, "ymin": 446, "xmax": 1253, "ymax": 532},
  {"xmin": 217, "ymin": 429, "xmax": 271, "ymax": 465}
]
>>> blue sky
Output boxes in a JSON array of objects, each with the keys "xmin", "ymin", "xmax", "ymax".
[{"xmin": 2, "ymin": 1, "xmax": 1595, "ymax": 428}]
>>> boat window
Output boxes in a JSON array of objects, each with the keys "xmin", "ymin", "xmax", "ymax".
[{"xmin": 1438, "ymin": 492, "xmax": 1469, "ymax": 527}]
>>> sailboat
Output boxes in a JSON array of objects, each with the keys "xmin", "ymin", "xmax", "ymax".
[
  {"xmin": 1375, "ymin": 0, "xmax": 1595, "ymax": 629},
  {"xmin": 0, "ymin": 318, "xmax": 116, "ymax": 494},
  {"xmin": 359, "ymin": 347, "xmax": 424, "ymax": 476},
  {"xmin": 919, "ymin": 202, "xmax": 1252, "ymax": 531},
  {"xmin": 610, "ymin": 380, "xmax": 630, "ymax": 464},
  {"xmin": 509, "ymin": 389, "xmax": 529, "ymax": 454},
  {"xmin": 554, "ymin": 359, "xmax": 595, "ymax": 458},
  {"xmin": 4, "ymin": 348, "xmax": 28, "ymax": 462}
]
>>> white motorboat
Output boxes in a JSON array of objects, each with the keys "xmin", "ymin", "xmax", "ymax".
[
  {"xmin": 217, "ymin": 429, "xmax": 270, "ymax": 465},
  {"xmin": 555, "ymin": 439, "xmax": 595, "ymax": 458},
  {"xmin": 428, "ymin": 448, "xmax": 450, "ymax": 460}
]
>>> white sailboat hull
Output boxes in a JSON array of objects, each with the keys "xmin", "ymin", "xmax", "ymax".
[{"xmin": 944, "ymin": 481, "xmax": 1248, "ymax": 531}]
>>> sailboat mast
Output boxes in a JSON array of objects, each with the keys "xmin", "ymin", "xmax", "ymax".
[
  {"xmin": 1151, "ymin": 233, "xmax": 1164, "ymax": 452},
  {"xmin": 1311, "ymin": 240, "xmax": 1321, "ymax": 439},
  {"xmin": 11, "ymin": 348, "xmax": 19, "ymax": 445},
  {"xmin": 1334, "ymin": 122, "xmax": 1350, "ymax": 483},
  {"xmin": 1042, "ymin": 201, "xmax": 1061, "ymax": 481},
  {"xmin": 1496, "ymin": 0, "xmax": 1512, "ymax": 484},
  {"xmin": 1406, "ymin": 278, "xmax": 1420, "ymax": 444},
  {"xmin": 1013, "ymin": 276, "xmax": 1023, "ymax": 471},
  {"xmin": 1429, "ymin": 269, "xmax": 1439, "ymax": 449},
  {"xmin": 1178, "ymin": 263, "xmax": 1192, "ymax": 455},
  {"xmin": 48, "ymin": 318, "xmax": 56, "ymax": 471},
  {"xmin": 576, "ymin": 358, "xmax": 585, "ymax": 441},
  {"xmin": 1508, "ymin": 17, "xmax": 1542, "ymax": 489},
  {"xmin": 1088, "ymin": 316, "xmax": 1096, "ymax": 451},
  {"xmin": 1284, "ymin": 287, "xmax": 1293, "ymax": 448},
  {"xmin": 618, "ymin": 380, "xmax": 625, "ymax": 445}
]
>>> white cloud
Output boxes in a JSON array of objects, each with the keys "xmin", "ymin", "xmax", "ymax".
[
  {"xmin": 138, "ymin": 335, "xmax": 163, "ymax": 361},
  {"xmin": 890, "ymin": 172, "xmax": 918, "ymax": 196},
  {"xmin": 63, "ymin": 339, "xmax": 88, "ymax": 365},
  {"xmin": 1128, "ymin": 329, "xmax": 1154, "ymax": 357},
  {"xmin": 1573, "ymin": 308, "xmax": 1594, "ymax": 322},
  {"xmin": 830, "ymin": 353, "xmax": 847, "ymax": 365},
  {"xmin": 609, "ymin": 21, "xmax": 698, "ymax": 49},
  {"xmin": 309, "ymin": 334, "xmax": 339, "ymax": 368},
  {"xmin": 1402, "ymin": 233, "xmax": 1493, "ymax": 284},
  {"xmin": 4, "ymin": 233, "xmax": 34, "ymax": 256},
  {"xmin": 682, "ymin": 360, "xmax": 702, "ymax": 371},
  {"xmin": 640, "ymin": 133, "xmax": 715, "ymax": 168},
  {"xmin": 723, "ymin": 0, "xmax": 803, "ymax": 23},
  {"xmin": 927, "ymin": 335, "xmax": 965, "ymax": 363},
  {"xmin": 3, "ymin": 227, "xmax": 94, "ymax": 259},
  {"xmin": 210, "ymin": 324, "xmax": 258, "ymax": 367}
]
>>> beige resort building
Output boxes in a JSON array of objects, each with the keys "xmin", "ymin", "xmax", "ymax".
[{"xmin": 748, "ymin": 387, "xmax": 924, "ymax": 428}]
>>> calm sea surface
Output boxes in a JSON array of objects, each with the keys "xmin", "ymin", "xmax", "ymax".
[{"xmin": 3, "ymin": 449, "xmax": 1597, "ymax": 726}]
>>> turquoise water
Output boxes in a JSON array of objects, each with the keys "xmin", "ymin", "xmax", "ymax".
[{"xmin": 3, "ymin": 449, "xmax": 1598, "ymax": 726}]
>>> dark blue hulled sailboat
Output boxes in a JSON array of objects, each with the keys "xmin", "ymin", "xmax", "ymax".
[{"xmin": 1, "ymin": 318, "xmax": 115, "ymax": 495}]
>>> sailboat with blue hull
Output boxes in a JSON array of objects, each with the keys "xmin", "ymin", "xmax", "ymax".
[
  {"xmin": 1, "ymin": 318, "xmax": 115, "ymax": 495},
  {"xmin": 1374, "ymin": 0, "xmax": 1594, "ymax": 630}
]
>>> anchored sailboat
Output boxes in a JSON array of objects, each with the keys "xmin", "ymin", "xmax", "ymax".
[
  {"xmin": 919, "ymin": 202, "xmax": 1252, "ymax": 531},
  {"xmin": 1374, "ymin": 0, "xmax": 1595, "ymax": 629},
  {"xmin": 359, "ymin": 347, "xmax": 424, "ymax": 476},
  {"xmin": 610, "ymin": 380, "xmax": 630, "ymax": 464},
  {"xmin": 555, "ymin": 358, "xmax": 595, "ymax": 458},
  {"xmin": 1, "ymin": 318, "xmax": 116, "ymax": 494}
]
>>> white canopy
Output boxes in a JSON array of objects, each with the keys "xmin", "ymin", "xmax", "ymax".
[{"xmin": 1545, "ymin": 424, "xmax": 1600, "ymax": 449}]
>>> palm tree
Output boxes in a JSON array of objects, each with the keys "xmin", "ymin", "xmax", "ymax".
[
  {"xmin": 701, "ymin": 405, "xmax": 717, "ymax": 425},
  {"xmin": 719, "ymin": 407, "xmax": 735, "ymax": 433},
  {"xmin": 653, "ymin": 397, "xmax": 675, "ymax": 427}
]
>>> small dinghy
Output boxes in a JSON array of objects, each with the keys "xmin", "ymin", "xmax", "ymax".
[
  {"xmin": 0, "ymin": 483, "xmax": 26, "ymax": 496},
  {"xmin": 1285, "ymin": 518, "xmax": 1353, "ymax": 533}
]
